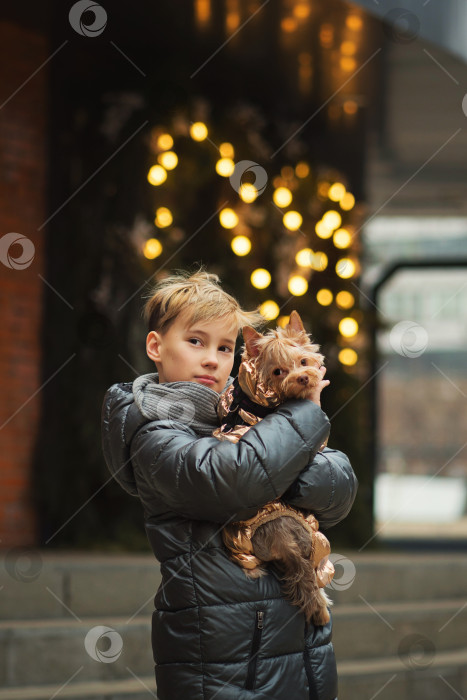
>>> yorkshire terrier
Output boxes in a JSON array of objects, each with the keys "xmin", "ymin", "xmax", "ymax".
[{"xmin": 213, "ymin": 311, "xmax": 334, "ymax": 626}]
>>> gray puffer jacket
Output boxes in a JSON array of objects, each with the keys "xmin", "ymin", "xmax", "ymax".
[{"xmin": 101, "ymin": 378, "xmax": 357, "ymax": 700}]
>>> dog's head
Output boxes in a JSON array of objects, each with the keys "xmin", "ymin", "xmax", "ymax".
[{"xmin": 241, "ymin": 311, "xmax": 325, "ymax": 400}]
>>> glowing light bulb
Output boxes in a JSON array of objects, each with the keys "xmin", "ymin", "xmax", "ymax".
[
  {"xmin": 295, "ymin": 162, "xmax": 310, "ymax": 178},
  {"xmin": 283, "ymin": 211, "xmax": 302, "ymax": 231},
  {"xmin": 295, "ymin": 248, "xmax": 313, "ymax": 267},
  {"xmin": 157, "ymin": 133, "xmax": 173, "ymax": 151},
  {"xmin": 316, "ymin": 289, "xmax": 333, "ymax": 306},
  {"xmin": 339, "ymin": 317, "xmax": 359, "ymax": 338},
  {"xmin": 219, "ymin": 208, "xmax": 239, "ymax": 229},
  {"xmin": 322, "ymin": 210, "xmax": 342, "ymax": 230},
  {"xmin": 231, "ymin": 235, "xmax": 251, "ymax": 256},
  {"xmin": 216, "ymin": 158, "xmax": 235, "ymax": 177},
  {"xmin": 259, "ymin": 300, "xmax": 280, "ymax": 320},
  {"xmin": 336, "ymin": 291, "xmax": 354, "ymax": 309},
  {"xmin": 147, "ymin": 165, "xmax": 167, "ymax": 186},
  {"xmin": 336, "ymin": 258, "xmax": 356, "ymax": 279},
  {"xmin": 273, "ymin": 187, "xmax": 293, "ymax": 208},
  {"xmin": 158, "ymin": 151, "xmax": 178, "ymax": 170},
  {"xmin": 339, "ymin": 348, "xmax": 358, "ymax": 366},
  {"xmin": 334, "ymin": 228, "xmax": 352, "ymax": 248},
  {"xmin": 239, "ymin": 183, "xmax": 258, "ymax": 203},
  {"xmin": 315, "ymin": 220, "xmax": 333, "ymax": 239},
  {"xmin": 155, "ymin": 207, "xmax": 173, "ymax": 228},
  {"xmin": 251, "ymin": 268, "xmax": 271, "ymax": 289},
  {"xmin": 288, "ymin": 275, "xmax": 308, "ymax": 296},
  {"xmin": 143, "ymin": 238, "xmax": 162, "ymax": 259},
  {"xmin": 190, "ymin": 122, "xmax": 208, "ymax": 141},
  {"xmin": 219, "ymin": 142, "xmax": 234, "ymax": 158},
  {"xmin": 312, "ymin": 252, "xmax": 328, "ymax": 271},
  {"xmin": 328, "ymin": 183, "xmax": 346, "ymax": 202},
  {"xmin": 340, "ymin": 192, "xmax": 355, "ymax": 211}
]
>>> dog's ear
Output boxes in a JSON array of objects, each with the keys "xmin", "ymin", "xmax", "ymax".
[
  {"xmin": 286, "ymin": 310, "xmax": 305, "ymax": 334},
  {"xmin": 242, "ymin": 326, "xmax": 262, "ymax": 358}
]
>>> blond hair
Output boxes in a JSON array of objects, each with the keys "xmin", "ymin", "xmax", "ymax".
[{"xmin": 142, "ymin": 268, "xmax": 264, "ymax": 335}]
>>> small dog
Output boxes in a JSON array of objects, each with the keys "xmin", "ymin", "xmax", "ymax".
[{"xmin": 213, "ymin": 311, "xmax": 334, "ymax": 626}]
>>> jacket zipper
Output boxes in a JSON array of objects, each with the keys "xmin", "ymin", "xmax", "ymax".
[{"xmin": 245, "ymin": 609, "xmax": 264, "ymax": 690}]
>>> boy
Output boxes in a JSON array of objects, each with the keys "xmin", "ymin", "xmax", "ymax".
[{"xmin": 101, "ymin": 269, "xmax": 357, "ymax": 700}]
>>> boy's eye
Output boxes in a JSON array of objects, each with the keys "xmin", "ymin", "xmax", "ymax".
[
  {"xmin": 220, "ymin": 345, "xmax": 233, "ymax": 353},
  {"xmin": 188, "ymin": 338, "xmax": 202, "ymax": 346}
]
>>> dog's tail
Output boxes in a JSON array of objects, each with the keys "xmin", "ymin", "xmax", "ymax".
[{"xmin": 251, "ymin": 517, "xmax": 331, "ymax": 626}]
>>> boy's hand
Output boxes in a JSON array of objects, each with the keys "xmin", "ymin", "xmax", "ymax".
[{"xmin": 308, "ymin": 366, "xmax": 330, "ymax": 408}]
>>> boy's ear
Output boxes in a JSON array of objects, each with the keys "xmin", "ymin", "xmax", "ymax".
[
  {"xmin": 286, "ymin": 310, "xmax": 305, "ymax": 334},
  {"xmin": 146, "ymin": 331, "xmax": 162, "ymax": 362},
  {"xmin": 242, "ymin": 326, "xmax": 262, "ymax": 358}
]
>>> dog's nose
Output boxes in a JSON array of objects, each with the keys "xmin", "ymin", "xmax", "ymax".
[{"xmin": 298, "ymin": 375, "xmax": 309, "ymax": 385}]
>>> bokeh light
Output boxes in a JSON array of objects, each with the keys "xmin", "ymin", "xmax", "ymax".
[
  {"xmin": 155, "ymin": 207, "xmax": 173, "ymax": 228},
  {"xmin": 288, "ymin": 275, "xmax": 308, "ymax": 296},
  {"xmin": 283, "ymin": 211, "xmax": 303, "ymax": 231},
  {"xmin": 259, "ymin": 300, "xmax": 280, "ymax": 320},
  {"xmin": 339, "ymin": 348, "xmax": 358, "ymax": 366},
  {"xmin": 251, "ymin": 268, "xmax": 271, "ymax": 289},
  {"xmin": 158, "ymin": 151, "xmax": 178, "ymax": 170},
  {"xmin": 339, "ymin": 317, "xmax": 359, "ymax": 338},
  {"xmin": 273, "ymin": 187, "xmax": 293, "ymax": 208},
  {"xmin": 336, "ymin": 291, "xmax": 355, "ymax": 309},
  {"xmin": 143, "ymin": 238, "xmax": 162, "ymax": 259},
  {"xmin": 316, "ymin": 289, "xmax": 333, "ymax": 306},
  {"xmin": 190, "ymin": 122, "xmax": 208, "ymax": 141},
  {"xmin": 148, "ymin": 165, "xmax": 167, "ymax": 186},
  {"xmin": 231, "ymin": 235, "xmax": 251, "ymax": 256},
  {"xmin": 219, "ymin": 208, "xmax": 239, "ymax": 229}
]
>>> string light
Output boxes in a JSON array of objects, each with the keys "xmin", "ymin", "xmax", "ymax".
[
  {"xmin": 340, "ymin": 192, "xmax": 355, "ymax": 210},
  {"xmin": 316, "ymin": 289, "xmax": 333, "ymax": 306},
  {"xmin": 158, "ymin": 151, "xmax": 178, "ymax": 170},
  {"xmin": 216, "ymin": 158, "xmax": 235, "ymax": 177},
  {"xmin": 157, "ymin": 133, "xmax": 173, "ymax": 150},
  {"xmin": 219, "ymin": 208, "xmax": 239, "ymax": 229},
  {"xmin": 219, "ymin": 142, "xmax": 234, "ymax": 158},
  {"xmin": 295, "ymin": 248, "xmax": 313, "ymax": 267},
  {"xmin": 251, "ymin": 268, "xmax": 271, "ymax": 289},
  {"xmin": 339, "ymin": 348, "xmax": 358, "ymax": 366},
  {"xmin": 288, "ymin": 275, "xmax": 308, "ymax": 296},
  {"xmin": 336, "ymin": 258, "xmax": 356, "ymax": 279},
  {"xmin": 336, "ymin": 291, "xmax": 355, "ymax": 309},
  {"xmin": 328, "ymin": 183, "xmax": 346, "ymax": 202},
  {"xmin": 239, "ymin": 183, "xmax": 258, "ymax": 203},
  {"xmin": 190, "ymin": 122, "xmax": 208, "ymax": 141},
  {"xmin": 147, "ymin": 165, "xmax": 167, "ymax": 186},
  {"xmin": 273, "ymin": 187, "xmax": 293, "ymax": 208},
  {"xmin": 295, "ymin": 162, "xmax": 310, "ymax": 178},
  {"xmin": 312, "ymin": 252, "xmax": 328, "ymax": 271},
  {"xmin": 259, "ymin": 300, "xmax": 280, "ymax": 320},
  {"xmin": 283, "ymin": 211, "xmax": 302, "ymax": 231},
  {"xmin": 339, "ymin": 317, "xmax": 359, "ymax": 338},
  {"xmin": 143, "ymin": 238, "xmax": 162, "ymax": 259},
  {"xmin": 231, "ymin": 235, "xmax": 251, "ymax": 256},
  {"xmin": 155, "ymin": 207, "xmax": 173, "ymax": 228},
  {"xmin": 333, "ymin": 228, "xmax": 352, "ymax": 248},
  {"xmin": 322, "ymin": 210, "xmax": 342, "ymax": 230}
]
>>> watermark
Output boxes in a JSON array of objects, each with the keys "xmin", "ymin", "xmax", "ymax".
[
  {"xmin": 0, "ymin": 232, "xmax": 35, "ymax": 270},
  {"xmin": 229, "ymin": 160, "xmax": 268, "ymax": 198},
  {"xmin": 389, "ymin": 320, "xmax": 429, "ymax": 358},
  {"xmin": 462, "ymin": 94, "xmax": 467, "ymax": 117},
  {"xmin": 84, "ymin": 625, "xmax": 123, "ymax": 663},
  {"xmin": 398, "ymin": 633, "xmax": 436, "ymax": 669},
  {"xmin": 383, "ymin": 8, "xmax": 421, "ymax": 44},
  {"xmin": 4, "ymin": 547, "xmax": 43, "ymax": 582},
  {"xmin": 326, "ymin": 553, "xmax": 356, "ymax": 591},
  {"xmin": 69, "ymin": 1, "xmax": 108, "ymax": 38}
]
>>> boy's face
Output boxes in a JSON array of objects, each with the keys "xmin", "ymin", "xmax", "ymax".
[{"xmin": 146, "ymin": 309, "xmax": 238, "ymax": 393}]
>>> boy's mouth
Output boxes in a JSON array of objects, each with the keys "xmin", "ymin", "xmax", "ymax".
[{"xmin": 195, "ymin": 375, "xmax": 217, "ymax": 386}]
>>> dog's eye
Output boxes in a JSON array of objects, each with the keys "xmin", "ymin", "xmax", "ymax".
[
  {"xmin": 273, "ymin": 368, "xmax": 282, "ymax": 376},
  {"xmin": 300, "ymin": 359, "xmax": 307, "ymax": 366}
]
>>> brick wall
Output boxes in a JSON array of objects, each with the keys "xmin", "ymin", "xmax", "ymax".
[{"xmin": 0, "ymin": 21, "xmax": 48, "ymax": 548}]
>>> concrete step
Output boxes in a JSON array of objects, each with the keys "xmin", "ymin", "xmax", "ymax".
[
  {"xmin": 0, "ymin": 676, "xmax": 156, "ymax": 700},
  {"xmin": 0, "ymin": 616, "xmax": 153, "ymax": 688},
  {"xmin": 332, "ymin": 598, "xmax": 467, "ymax": 661},
  {"xmin": 338, "ymin": 647, "xmax": 467, "ymax": 700},
  {"xmin": 2, "ymin": 550, "xmax": 467, "ymax": 620}
]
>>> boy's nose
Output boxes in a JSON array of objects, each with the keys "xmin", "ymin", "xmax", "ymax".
[{"xmin": 202, "ymin": 349, "xmax": 218, "ymax": 367}]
